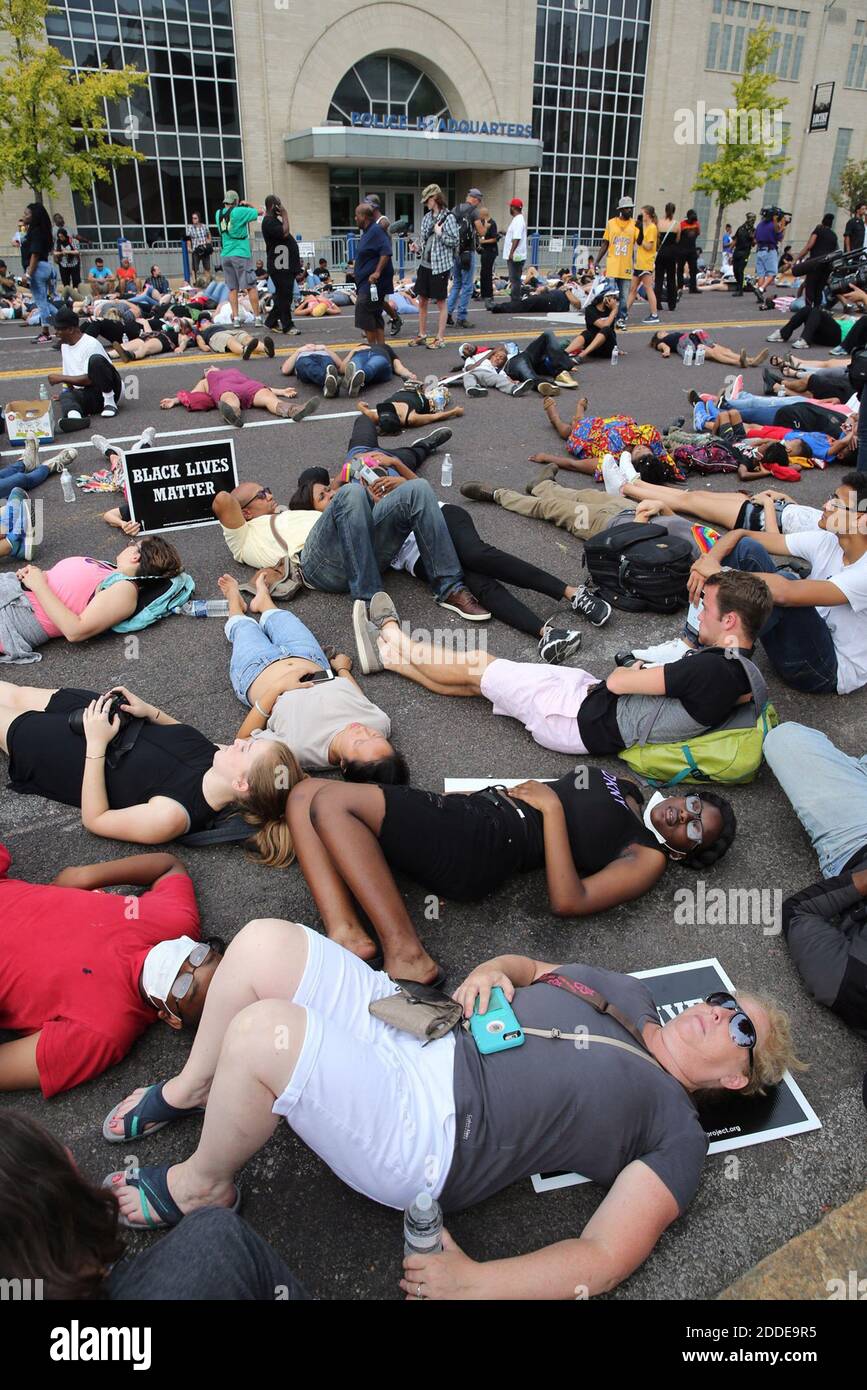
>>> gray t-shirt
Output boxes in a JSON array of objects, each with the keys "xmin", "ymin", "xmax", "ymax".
[
  {"xmin": 440, "ymin": 963, "xmax": 707, "ymax": 1214},
  {"xmin": 255, "ymin": 678, "xmax": 391, "ymax": 770},
  {"xmin": 605, "ymin": 509, "xmax": 704, "ymax": 560}
]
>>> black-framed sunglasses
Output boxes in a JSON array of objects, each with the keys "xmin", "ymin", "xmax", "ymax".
[
  {"xmin": 171, "ymin": 943, "xmax": 212, "ymax": 1001},
  {"xmin": 705, "ymin": 992, "xmax": 756, "ymax": 1075},
  {"xmin": 682, "ymin": 794, "xmax": 705, "ymax": 845},
  {"xmin": 250, "ymin": 487, "xmax": 272, "ymax": 503}
]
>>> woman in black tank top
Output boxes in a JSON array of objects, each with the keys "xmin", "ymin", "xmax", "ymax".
[{"xmin": 287, "ymin": 773, "xmax": 736, "ymax": 984}]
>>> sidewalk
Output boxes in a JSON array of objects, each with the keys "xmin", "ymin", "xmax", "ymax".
[{"xmin": 718, "ymin": 1189, "xmax": 867, "ymax": 1299}]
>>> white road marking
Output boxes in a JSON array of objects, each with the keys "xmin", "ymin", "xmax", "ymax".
[{"xmin": 0, "ymin": 409, "xmax": 358, "ymax": 457}]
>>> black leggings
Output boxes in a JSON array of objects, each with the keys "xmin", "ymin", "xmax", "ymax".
[
  {"xmin": 59, "ymin": 354, "xmax": 123, "ymax": 418},
  {"xmin": 347, "ymin": 413, "xmax": 437, "ymax": 470},
  {"xmin": 781, "ymin": 306, "xmax": 842, "ymax": 348},
  {"xmin": 731, "ymin": 250, "xmax": 749, "ymax": 293},
  {"xmin": 655, "ymin": 248, "xmax": 678, "ymax": 311},
  {"xmin": 678, "ymin": 246, "xmax": 699, "ymax": 291},
  {"xmin": 508, "ymin": 331, "xmax": 575, "ymax": 383},
  {"xmin": 59, "ymin": 264, "xmax": 79, "ymax": 288},
  {"xmin": 844, "ymin": 317, "xmax": 867, "ymax": 355},
  {"xmin": 413, "ymin": 503, "xmax": 567, "ymax": 637}
]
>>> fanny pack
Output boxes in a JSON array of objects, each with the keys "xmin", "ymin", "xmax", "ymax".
[
  {"xmin": 369, "ymin": 970, "xmax": 662, "ymax": 1067},
  {"xmin": 239, "ymin": 514, "xmax": 305, "ymax": 600}
]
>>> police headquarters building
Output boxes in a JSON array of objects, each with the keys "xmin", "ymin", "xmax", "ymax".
[{"xmin": 25, "ymin": 0, "xmax": 867, "ymax": 249}]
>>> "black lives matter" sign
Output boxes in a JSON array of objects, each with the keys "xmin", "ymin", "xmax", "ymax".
[{"xmin": 123, "ymin": 439, "xmax": 239, "ymax": 533}]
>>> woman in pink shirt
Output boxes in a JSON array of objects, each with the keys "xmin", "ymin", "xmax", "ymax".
[{"xmin": 0, "ymin": 536, "xmax": 183, "ymax": 658}]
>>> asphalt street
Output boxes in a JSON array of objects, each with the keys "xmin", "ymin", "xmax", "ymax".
[{"xmin": 1, "ymin": 288, "xmax": 864, "ymax": 1301}]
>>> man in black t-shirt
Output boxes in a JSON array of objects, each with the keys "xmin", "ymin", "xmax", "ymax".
[
  {"xmin": 844, "ymin": 204, "xmax": 866, "ymax": 254},
  {"xmin": 363, "ymin": 570, "xmax": 771, "ymax": 759},
  {"xmin": 260, "ymin": 194, "xmax": 301, "ymax": 335}
]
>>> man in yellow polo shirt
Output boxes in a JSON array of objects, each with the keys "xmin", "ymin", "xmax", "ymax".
[
  {"xmin": 598, "ymin": 194, "xmax": 640, "ymax": 330},
  {"xmin": 214, "ymin": 481, "xmax": 320, "ymax": 572}
]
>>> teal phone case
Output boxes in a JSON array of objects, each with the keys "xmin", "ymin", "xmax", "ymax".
[{"xmin": 470, "ymin": 985, "xmax": 525, "ymax": 1054}]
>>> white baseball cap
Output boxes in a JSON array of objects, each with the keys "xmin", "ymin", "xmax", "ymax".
[{"xmin": 142, "ymin": 935, "xmax": 200, "ymax": 1012}]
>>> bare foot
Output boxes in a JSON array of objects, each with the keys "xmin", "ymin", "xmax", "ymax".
[
  {"xmin": 327, "ymin": 921, "xmax": 380, "ymax": 962},
  {"xmin": 249, "ymin": 569, "xmax": 278, "ymax": 614},
  {"xmin": 217, "ymin": 573, "xmax": 246, "ymax": 616},
  {"xmin": 383, "ymin": 947, "xmax": 443, "ymax": 987}
]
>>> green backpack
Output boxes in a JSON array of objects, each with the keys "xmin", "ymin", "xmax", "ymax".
[
  {"xmin": 99, "ymin": 570, "xmax": 195, "ymax": 633},
  {"xmin": 617, "ymin": 652, "xmax": 778, "ymax": 786}
]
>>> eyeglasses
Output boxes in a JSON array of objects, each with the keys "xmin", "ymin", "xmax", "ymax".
[
  {"xmin": 248, "ymin": 487, "xmax": 272, "ymax": 503},
  {"xmin": 170, "ymin": 943, "xmax": 212, "ymax": 1002},
  {"xmin": 705, "ymin": 992, "xmax": 756, "ymax": 1075},
  {"xmin": 682, "ymin": 795, "xmax": 705, "ymax": 845}
]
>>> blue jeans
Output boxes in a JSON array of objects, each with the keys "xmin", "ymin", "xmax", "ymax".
[
  {"xmin": 350, "ymin": 349, "xmax": 392, "ymax": 384},
  {"xmin": 204, "ymin": 280, "xmax": 230, "ymax": 305},
  {"xmin": 764, "ymin": 723, "xmax": 867, "ymax": 878},
  {"xmin": 447, "ymin": 254, "xmax": 475, "ymax": 319},
  {"xmin": 30, "ymin": 260, "xmax": 56, "ymax": 328},
  {"xmin": 727, "ymin": 537, "xmax": 838, "ymax": 693},
  {"xmin": 299, "ymin": 478, "xmax": 463, "ymax": 602},
  {"xmin": 226, "ymin": 609, "xmax": 328, "ymax": 704},
  {"xmin": 295, "ymin": 353, "xmax": 330, "ymax": 387},
  {"xmin": 721, "ymin": 391, "xmax": 786, "ymax": 426},
  {"xmin": 0, "ymin": 460, "xmax": 50, "ymax": 499},
  {"xmin": 615, "ymin": 277, "xmax": 630, "ymax": 319}
]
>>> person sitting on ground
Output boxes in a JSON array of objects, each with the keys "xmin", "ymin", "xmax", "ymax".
[
  {"xmin": 213, "ymin": 475, "xmax": 489, "ymax": 617},
  {"xmin": 88, "ymin": 257, "xmax": 115, "ymax": 295},
  {"xmin": 0, "ymin": 846, "xmax": 219, "ymax": 1094},
  {"xmin": 0, "ymin": 536, "xmax": 186, "ymax": 662},
  {"xmin": 0, "ymin": 437, "xmax": 72, "ymax": 508},
  {"xmin": 688, "ymin": 472, "xmax": 867, "ymax": 695},
  {"xmin": 764, "ymin": 722, "xmax": 867, "ymax": 1056},
  {"xmin": 767, "ymin": 304, "xmax": 861, "ymax": 353},
  {"xmin": 565, "ymin": 281, "xmax": 620, "ymax": 361},
  {"xmin": 100, "ymin": 922, "xmax": 794, "ymax": 1304},
  {"xmin": 0, "ymin": 682, "xmax": 302, "ymax": 859},
  {"xmin": 159, "ymin": 366, "xmax": 319, "ymax": 428},
  {"xmin": 0, "ymin": 1112, "xmax": 310, "ymax": 1300},
  {"xmin": 115, "ymin": 258, "xmax": 138, "ymax": 297},
  {"xmin": 191, "ymin": 312, "xmax": 275, "ymax": 360},
  {"xmin": 462, "ymin": 332, "xmax": 580, "ymax": 397},
  {"xmin": 355, "ymin": 574, "xmax": 770, "ymax": 760},
  {"xmin": 218, "ymin": 571, "xmax": 407, "ymax": 785},
  {"xmin": 281, "ymin": 340, "xmax": 417, "ymax": 399},
  {"xmin": 357, "ymin": 382, "xmax": 463, "ymax": 434},
  {"xmin": 535, "ymin": 394, "xmax": 681, "ymax": 480},
  {"xmin": 47, "ymin": 306, "xmax": 124, "ymax": 430},
  {"xmin": 650, "ymin": 329, "xmax": 767, "ymax": 369}
]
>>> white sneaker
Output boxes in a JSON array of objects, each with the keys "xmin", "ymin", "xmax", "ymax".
[
  {"xmin": 601, "ymin": 453, "xmax": 626, "ymax": 495},
  {"xmin": 133, "ymin": 426, "xmax": 157, "ymax": 450},
  {"xmin": 45, "ymin": 445, "xmax": 78, "ymax": 474},
  {"xmin": 23, "ymin": 435, "xmax": 40, "ymax": 472},
  {"xmin": 90, "ymin": 432, "xmax": 113, "ymax": 460},
  {"xmin": 766, "ymin": 330, "xmax": 783, "ymax": 342},
  {"xmin": 791, "ymin": 338, "xmax": 808, "ymax": 349},
  {"xmin": 619, "ymin": 450, "xmax": 639, "ymax": 483},
  {"xmin": 632, "ymin": 637, "xmax": 693, "ymax": 666}
]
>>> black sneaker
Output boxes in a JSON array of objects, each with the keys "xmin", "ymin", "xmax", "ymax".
[
  {"xmin": 389, "ymin": 313, "xmax": 403, "ymax": 338},
  {"xmin": 510, "ymin": 378, "xmax": 535, "ymax": 397},
  {"xmin": 571, "ymin": 585, "xmax": 612, "ymax": 627},
  {"xmin": 539, "ymin": 626, "xmax": 582, "ymax": 665},
  {"xmin": 665, "ymin": 417, "xmax": 686, "ymax": 431},
  {"xmin": 685, "ymin": 388, "xmax": 701, "ymax": 407},
  {"xmin": 460, "ymin": 481, "xmax": 497, "ymax": 503},
  {"xmin": 446, "ymin": 313, "xmax": 455, "ymax": 326},
  {"xmin": 456, "ymin": 319, "xmax": 472, "ymax": 329},
  {"xmin": 467, "ymin": 385, "xmax": 488, "ymax": 398},
  {"xmin": 415, "ymin": 427, "xmax": 452, "ymax": 452}
]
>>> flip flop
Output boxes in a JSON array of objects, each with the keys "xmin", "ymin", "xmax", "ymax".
[
  {"xmin": 102, "ymin": 1081, "xmax": 205, "ymax": 1144},
  {"xmin": 103, "ymin": 1163, "xmax": 241, "ymax": 1230}
]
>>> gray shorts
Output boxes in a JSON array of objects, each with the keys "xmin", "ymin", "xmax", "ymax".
[{"xmin": 222, "ymin": 255, "xmax": 256, "ymax": 292}]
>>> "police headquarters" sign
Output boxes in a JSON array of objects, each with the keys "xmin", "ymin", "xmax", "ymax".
[
  {"xmin": 123, "ymin": 438, "xmax": 239, "ymax": 534},
  {"xmin": 350, "ymin": 112, "xmax": 534, "ymax": 138}
]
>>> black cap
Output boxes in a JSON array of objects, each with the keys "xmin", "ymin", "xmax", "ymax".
[{"xmin": 54, "ymin": 307, "xmax": 79, "ymax": 329}]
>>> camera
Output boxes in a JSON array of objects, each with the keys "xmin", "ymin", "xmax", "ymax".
[{"xmin": 68, "ymin": 689, "xmax": 131, "ymax": 737}]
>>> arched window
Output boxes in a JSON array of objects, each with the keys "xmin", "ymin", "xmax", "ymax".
[{"xmin": 328, "ymin": 54, "xmax": 449, "ymax": 125}]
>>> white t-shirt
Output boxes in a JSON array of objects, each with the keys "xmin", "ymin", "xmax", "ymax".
[
  {"xmin": 391, "ymin": 500, "xmax": 447, "ymax": 575},
  {"xmin": 780, "ymin": 504, "xmax": 822, "ymax": 534},
  {"xmin": 256, "ymin": 677, "xmax": 391, "ymax": 769},
  {"xmin": 505, "ymin": 214, "xmax": 527, "ymax": 262},
  {"xmin": 786, "ymin": 529, "xmax": 867, "ymax": 693},
  {"xmin": 61, "ymin": 333, "xmax": 112, "ymax": 378}
]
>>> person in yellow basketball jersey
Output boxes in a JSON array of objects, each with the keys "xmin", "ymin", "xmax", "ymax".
[
  {"xmin": 627, "ymin": 205, "xmax": 660, "ymax": 325},
  {"xmin": 598, "ymin": 194, "xmax": 640, "ymax": 329}
]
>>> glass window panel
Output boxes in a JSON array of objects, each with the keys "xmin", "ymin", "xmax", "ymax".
[
  {"xmin": 220, "ymin": 137, "xmax": 243, "ymax": 160},
  {"xmin": 407, "ymin": 74, "xmax": 447, "ymax": 118},
  {"xmin": 190, "ymin": 25, "xmax": 211, "ymax": 49},
  {"xmin": 535, "ymin": 6, "xmax": 546, "ymax": 61},
  {"xmin": 203, "ymin": 164, "xmax": 227, "ymax": 219},
  {"xmin": 719, "ymin": 23, "xmax": 733, "ymax": 67},
  {"xmin": 115, "ymin": 161, "xmax": 143, "ymax": 225},
  {"xmin": 157, "ymin": 134, "xmax": 179, "ymax": 157},
  {"xmin": 218, "ymin": 84, "xmax": 240, "ymax": 135},
  {"xmin": 100, "ymin": 42, "xmax": 124, "ymax": 68},
  {"xmin": 119, "ymin": 17, "xmax": 143, "ymax": 44},
  {"xmin": 171, "ymin": 51, "xmax": 193, "ymax": 76},
  {"xmin": 146, "ymin": 45, "xmax": 171, "ymax": 72},
  {"xmin": 172, "ymin": 79, "xmax": 196, "ymax": 127},
  {"xmin": 387, "ymin": 56, "xmax": 421, "ymax": 103},
  {"xmin": 168, "ymin": 22, "xmax": 189, "ymax": 47},
  {"xmin": 732, "ymin": 25, "xmax": 746, "ymax": 69},
  {"xmin": 846, "ymin": 43, "xmax": 859, "ymax": 86},
  {"xmin": 546, "ymin": 9, "xmax": 563, "ymax": 61},
  {"xmin": 223, "ymin": 163, "xmax": 244, "ymax": 199},
  {"xmin": 562, "ymin": 6, "xmax": 577, "ymax": 61},
  {"xmin": 132, "ymin": 133, "xmax": 156, "ymax": 155},
  {"xmin": 213, "ymin": 27, "xmax": 234, "ymax": 52},
  {"xmin": 354, "ymin": 55, "xmax": 388, "ymax": 100},
  {"xmin": 178, "ymin": 134, "xmax": 201, "ymax": 156},
  {"xmin": 858, "ymin": 45, "xmax": 867, "ymax": 87},
  {"xmin": 158, "ymin": 160, "xmax": 184, "ymax": 226},
  {"xmin": 214, "ymin": 56, "xmax": 236, "ymax": 81},
  {"xmin": 150, "ymin": 76, "xmax": 177, "ymax": 130},
  {"xmin": 791, "ymin": 34, "xmax": 803, "ymax": 80},
  {"xmin": 46, "ymin": 12, "xmax": 70, "ymax": 38},
  {"xmin": 74, "ymin": 41, "xmax": 99, "ymax": 68},
  {"xmin": 144, "ymin": 20, "xmax": 168, "ymax": 48},
  {"xmin": 95, "ymin": 15, "xmax": 120, "ymax": 44},
  {"xmin": 119, "ymin": 0, "xmax": 143, "ymax": 14},
  {"xmin": 164, "ymin": 0, "xmax": 187, "ymax": 18},
  {"xmin": 330, "ymin": 189, "xmax": 355, "ymax": 232},
  {"xmin": 70, "ymin": 13, "xmax": 96, "ymax": 40},
  {"xmin": 194, "ymin": 50, "xmax": 215, "ymax": 78},
  {"xmin": 188, "ymin": 0, "xmax": 213, "ymax": 23},
  {"xmin": 707, "ymin": 17, "xmax": 721, "ymax": 63},
  {"xmin": 195, "ymin": 80, "xmax": 219, "ymax": 130}
]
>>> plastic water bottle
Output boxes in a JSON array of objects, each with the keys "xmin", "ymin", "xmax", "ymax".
[
  {"xmin": 694, "ymin": 344, "xmax": 706, "ymax": 368},
  {"xmin": 369, "ymin": 281, "xmax": 379, "ymax": 302},
  {"xmin": 611, "ymin": 345, "xmax": 621, "ymax": 368},
  {"xmin": 60, "ymin": 465, "xmax": 76, "ymax": 503},
  {"xmin": 180, "ymin": 599, "xmax": 229, "ymax": 618},
  {"xmin": 403, "ymin": 1191, "xmax": 443, "ymax": 1258},
  {"xmin": 440, "ymin": 452, "xmax": 453, "ymax": 487},
  {"xmin": 683, "ymin": 342, "xmax": 695, "ymax": 368},
  {"xmin": 38, "ymin": 382, "xmax": 49, "ymax": 400}
]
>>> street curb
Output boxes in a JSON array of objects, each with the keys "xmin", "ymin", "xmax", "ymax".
[{"xmin": 717, "ymin": 1189, "xmax": 867, "ymax": 1300}]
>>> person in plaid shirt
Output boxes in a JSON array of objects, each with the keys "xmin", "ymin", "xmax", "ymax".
[
  {"xmin": 185, "ymin": 212, "xmax": 214, "ymax": 277},
  {"xmin": 408, "ymin": 184, "xmax": 458, "ymax": 349}
]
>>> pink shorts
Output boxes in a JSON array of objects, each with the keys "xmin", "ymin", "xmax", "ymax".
[
  {"xmin": 479, "ymin": 659, "xmax": 596, "ymax": 755},
  {"xmin": 205, "ymin": 367, "xmax": 265, "ymax": 409}
]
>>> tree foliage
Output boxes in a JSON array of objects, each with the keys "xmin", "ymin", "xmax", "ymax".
[
  {"xmin": 692, "ymin": 24, "xmax": 792, "ymax": 264},
  {"xmin": 834, "ymin": 159, "xmax": 867, "ymax": 214},
  {"xmin": 0, "ymin": 0, "xmax": 147, "ymax": 202}
]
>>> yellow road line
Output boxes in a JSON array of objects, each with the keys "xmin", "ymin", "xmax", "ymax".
[{"xmin": 0, "ymin": 320, "xmax": 770, "ymax": 382}]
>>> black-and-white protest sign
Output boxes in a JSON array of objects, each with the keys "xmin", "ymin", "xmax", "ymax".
[
  {"xmin": 123, "ymin": 438, "xmax": 239, "ymax": 534},
  {"xmin": 530, "ymin": 957, "xmax": 820, "ymax": 1193}
]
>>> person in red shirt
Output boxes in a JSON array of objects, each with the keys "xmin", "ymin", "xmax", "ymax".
[
  {"xmin": 116, "ymin": 258, "xmax": 138, "ymax": 296},
  {"xmin": 0, "ymin": 847, "xmax": 222, "ymax": 1097}
]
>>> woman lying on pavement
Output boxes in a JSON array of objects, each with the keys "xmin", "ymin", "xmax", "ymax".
[
  {"xmin": 101, "ymin": 918, "xmax": 796, "ymax": 1306},
  {"xmin": 0, "ymin": 682, "xmax": 302, "ymax": 861},
  {"xmin": 160, "ymin": 366, "xmax": 320, "ymax": 428}
]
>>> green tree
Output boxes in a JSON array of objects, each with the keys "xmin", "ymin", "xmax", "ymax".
[
  {"xmin": 691, "ymin": 24, "xmax": 792, "ymax": 266},
  {"xmin": 0, "ymin": 0, "xmax": 146, "ymax": 204},
  {"xmin": 834, "ymin": 158, "xmax": 867, "ymax": 214}
]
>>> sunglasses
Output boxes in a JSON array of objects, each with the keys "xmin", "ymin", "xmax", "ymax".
[
  {"xmin": 249, "ymin": 487, "xmax": 272, "ymax": 503},
  {"xmin": 705, "ymin": 992, "xmax": 756, "ymax": 1075},
  {"xmin": 170, "ymin": 943, "xmax": 213, "ymax": 1002},
  {"xmin": 682, "ymin": 794, "xmax": 705, "ymax": 845}
]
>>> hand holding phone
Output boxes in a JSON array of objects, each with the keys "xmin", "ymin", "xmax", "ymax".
[{"xmin": 469, "ymin": 986, "xmax": 524, "ymax": 1055}]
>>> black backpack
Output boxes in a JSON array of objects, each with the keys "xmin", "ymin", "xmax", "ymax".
[{"xmin": 583, "ymin": 522, "xmax": 693, "ymax": 613}]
